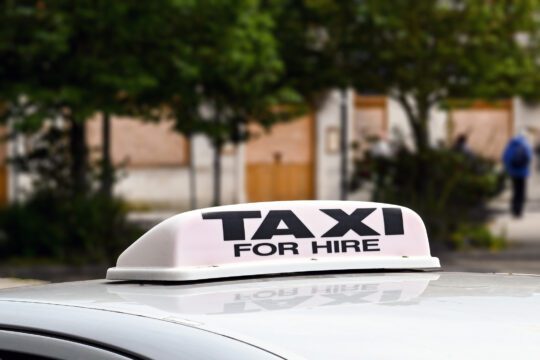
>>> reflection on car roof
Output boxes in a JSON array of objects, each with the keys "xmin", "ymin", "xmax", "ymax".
[{"xmin": 1, "ymin": 272, "xmax": 539, "ymax": 359}]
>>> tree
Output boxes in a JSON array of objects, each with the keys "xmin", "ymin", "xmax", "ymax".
[
  {"xmin": 152, "ymin": 0, "xmax": 302, "ymax": 206},
  {"xmin": 268, "ymin": 0, "xmax": 362, "ymax": 199},
  {"xmin": 347, "ymin": 0, "xmax": 538, "ymax": 152},
  {"xmin": 271, "ymin": 0, "xmax": 539, "ymax": 153},
  {"xmin": 4, "ymin": 1, "xmax": 169, "ymax": 196},
  {"xmin": 0, "ymin": 1, "xmax": 66, "ymax": 127}
]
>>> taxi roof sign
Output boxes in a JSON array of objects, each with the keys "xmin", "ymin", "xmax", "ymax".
[{"xmin": 106, "ymin": 201, "xmax": 440, "ymax": 281}]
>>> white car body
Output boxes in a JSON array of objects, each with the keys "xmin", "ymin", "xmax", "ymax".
[
  {"xmin": 1, "ymin": 201, "xmax": 538, "ymax": 359},
  {"xmin": 1, "ymin": 271, "xmax": 540, "ymax": 359}
]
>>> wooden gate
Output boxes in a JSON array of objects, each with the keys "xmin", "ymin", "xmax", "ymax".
[
  {"xmin": 247, "ymin": 163, "xmax": 313, "ymax": 202},
  {"xmin": 246, "ymin": 114, "xmax": 314, "ymax": 202}
]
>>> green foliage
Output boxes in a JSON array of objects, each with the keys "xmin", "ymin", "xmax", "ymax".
[
  {"xmin": 11, "ymin": 125, "xmax": 74, "ymax": 194},
  {"xmin": 0, "ymin": 1, "xmax": 181, "ymax": 195},
  {"xmin": 145, "ymin": 0, "xmax": 307, "ymax": 205},
  {"xmin": 352, "ymin": 0, "xmax": 537, "ymax": 96},
  {"xmin": 345, "ymin": 0, "xmax": 537, "ymax": 151},
  {"xmin": 265, "ymin": 0, "xmax": 540, "ymax": 150},
  {"xmin": 353, "ymin": 148, "xmax": 502, "ymax": 248},
  {"xmin": 450, "ymin": 224, "xmax": 506, "ymax": 251},
  {"xmin": 0, "ymin": 124, "xmax": 141, "ymax": 264},
  {"xmin": 152, "ymin": 0, "xmax": 304, "ymax": 143},
  {"xmin": 0, "ymin": 1, "xmax": 64, "ymax": 104},
  {"xmin": 9, "ymin": 1, "xmax": 168, "ymax": 118},
  {"xmin": 11, "ymin": 122, "xmax": 118, "ymax": 197},
  {"xmin": 0, "ymin": 192, "xmax": 141, "ymax": 264},
  {"xmin": 266, "ymin": 0, "xmax": 362, "ymax": 104}
]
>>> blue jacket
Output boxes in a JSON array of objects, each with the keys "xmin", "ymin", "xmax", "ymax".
[{"xmin": 502, "ymin": 135, "xmax": 533, "ymax": 178}]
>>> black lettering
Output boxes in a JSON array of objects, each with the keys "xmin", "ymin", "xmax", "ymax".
[
  {"xmin": 333, "ymin": 240, "xmax": 340, "ymax": 253},
  {"xmin": 234, "ymin": 243, "xmax": 252, "ymax": 257},
  {"xmin": 321, "ymin": 209, "xmax": 379, "ymax": 237},
  {"xmin": 341, "ymin": 240, "xmax": 361, "ymax": 252},
  {"xmin": 253, "ymin": 243, "xmax": 277, "ymax": 256},
  {"xmin": 252, "ymin": 210, "xmax": 314, "ymax": 240},
  {"xmin": 202, "ymin": 211, "xmax": 261, "ymax": 241},
  {"xmin": 312, "ymin": 241, "xmax": 332, "ymax": 254},
  {"xmin": 278, "ymin": 242, "xmax": 299, "ymax": 255},
  {"xmin": 362, "ymin": 239, "xmax": 380, "ymax": 252},
  {"xmin": 383, "ymin": 208, "xmax": 404, "ymax": 235}
]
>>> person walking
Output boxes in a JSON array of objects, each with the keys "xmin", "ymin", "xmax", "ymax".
[
  {"xmin": 502, "ymin": 134, "xmax": 533, "ymax": 218},
  {"xmin": 452, "ymin": 134, "xmax": 474, "ymax": 159}
]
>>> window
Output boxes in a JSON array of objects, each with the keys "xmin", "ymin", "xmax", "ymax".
[{"xmin": 0, "ymin": 330, "xmax": 132, "ymax": 360}]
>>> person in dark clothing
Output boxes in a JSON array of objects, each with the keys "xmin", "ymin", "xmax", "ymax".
[
  {"xmin": 502, "ymin": 134, "xmax": 533, "ymax": 218},
  {"xmin": 453, "ymin": 134, "xmax": 474, "ymax": 159},
  {"xmin": 536, "ymin": 142, "xmax": 540, "ymax": 172},
  {"xmin": 511, "ymin": 177, "xmax": 526, "ymax": 216}
]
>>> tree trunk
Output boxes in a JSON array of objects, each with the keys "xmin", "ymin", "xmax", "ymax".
[
  {"xmin": 413, "ymin": 101, "xmax": 430, "ymax": 153},
  {"xmin": 212, "ymin": 140, "xmax": 222, "ymax": 206},
  {"xmin": 411, "ymin": 119, "xmax": 429, "ymax": 153},
  {"xmin": 69, "ymin": 117, "xmax": 89, "ymax": 195},
  {"xmin": 100, "ymin": 112, "xmax": 113, "ymax": 198},
  {"xmin": 397, "ymin": 94, "xmax": 431, "ymax": 153}
]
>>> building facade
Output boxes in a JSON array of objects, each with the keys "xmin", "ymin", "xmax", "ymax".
[{"xmin": 2, "ymin": 92, "xmax": 539, "ymax": 209}]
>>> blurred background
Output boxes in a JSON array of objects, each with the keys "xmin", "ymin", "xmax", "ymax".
[{"xmin": 1, "ymin": 0, "xmax": 540, "ymax": 286}]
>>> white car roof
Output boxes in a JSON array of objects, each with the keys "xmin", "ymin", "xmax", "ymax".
[{"xmin": 1, "ymin": 271, "xmax": 539, "ymax": 359}]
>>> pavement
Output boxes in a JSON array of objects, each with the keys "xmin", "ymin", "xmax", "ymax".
[
  {"xmin": 441, "ymin": 176, "xmax": 540, "ymax": 274},
  {"xmin": 0, "ymin": 278, "xmax": 46, "ymax": 290}
]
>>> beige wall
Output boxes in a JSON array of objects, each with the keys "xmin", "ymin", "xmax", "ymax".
[
  {"xmin": 450, "ymin": 102, "xmax": 512, "ymax": 161},
  {"xmin": 353, "ymin": 96, "xmax": 387, "ymax": 157},
  {"xmin": 87, "ymin": 116, "xmax": 189, "ymax": 168}
]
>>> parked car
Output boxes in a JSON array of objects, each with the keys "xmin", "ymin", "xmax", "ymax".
[{"xmin": 0, "ymin": 201, "xmax": 539, "ymax": 359}]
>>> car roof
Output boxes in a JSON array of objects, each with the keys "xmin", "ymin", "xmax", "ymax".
[{"xmin": 1, "ymin": 271, "xmax": 540, "ymax": 359}]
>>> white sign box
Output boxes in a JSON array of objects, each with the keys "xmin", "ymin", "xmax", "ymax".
[{"xmin": 107, "ymin": 201, "xmax": 440, "ymax": 281}]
